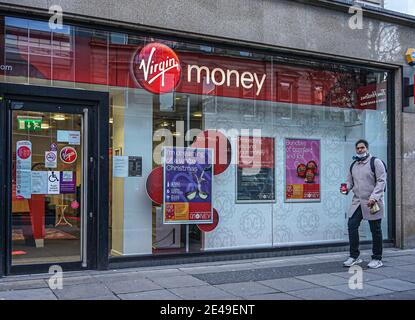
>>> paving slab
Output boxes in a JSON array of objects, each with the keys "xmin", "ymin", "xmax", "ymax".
[
  {"xmin": 92, "ymin": 272, "xmax": 146, "ymax": 284},
  {"xmin": 51, "ymin": 282, "xmax": 113, "ymax": 300},
  {"xmin": 0, "ymin": 288, "xmax": 57, "ymax": 300},
  {"xmin": 80, "ymin": 295, "xmax": 120, "ymax": 300},
  {"xmin": 150, "ymin": 275, "xmax": 207, "ymax": 289},
  {"xmin": 104, "ymin": 278, "xmax": 163, "ymax": 294},
  {"xmin": 179, "ymin": 266, "xmax": 226, "ymax": 275},
  {"xmin": 60, "ymin": 276, "xmax": 97, "ymax": 286},
  {"xmin": 248, "ymin": 292, "xmax": 302, "ymax": 300},
  {"xmin": 170, "ymin": 285, "xmax": 240, "ymax": 300},
  {"xmin": 394, "ymin": 265, "xmax": 415, "ymax": 273},
  {"xmin": 364, "ymin": 267, "xmax": 407, "ymax": 278},
  {"xmin": 365, "ymin": 289, "xmax": 415, "ymax": 300},
  {"xmin": 0, "ymin": 279, "xmax": 48, "ymax": 292},
  {"xmin": 118, "ymin": 289, "xmax": 183, "ymax": 300},
  {"xmin": 367, "ymin": 278, "xmax": 415, "ymax": 292},
  {"xmin": 296, "ymin": 274, "xmax": 349, "ymax": 287},
  {"xmin": 138, "ymin": 269, "xmax": 188, "ymax": 279},
  {"xmin": 258, "ymin": 278, "xmax": 318, "ymax": 292},
  {"xmin": 252, "ymin": 257, "xmax": 322, "ymax": 268},
  {"xmin": 193, "ymin": 261, "xmax": 346, "ymax": 285},
  {"xmin": 330, "ymin": 271, "xmax": 388, "ymax": 282},
  {"xmin": 328, "ymin": 283, "xmax": 393, "ymax": 298},
  {"xmin": 214, "ymin": 281, "xmax": 277, "ymax": 298},
  {"xmin": 289, "ymin": 287, "xmax": 355, "ymax": 300},
  {"xmin": 383, "ymin": 257, "xmax": 415, "ymax": 267},
  {"xmin": 392, "ymin": 272, "xmax": 415, "ymax": 283}
]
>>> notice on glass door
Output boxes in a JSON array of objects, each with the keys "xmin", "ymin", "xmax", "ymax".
[
  {"xmin": 57, "ymin": 130, "xmax": 81, "ymax": 145},
  {"xmin": 16, "ymin": 140, "xmax": 32, "ymax": 199},
  {"xmin": 45, "ymin": 151, "xmax": 57, "ymax": 168},
  {"xmin": 60, "ymin": 171, "xmax": 76, "ymax": 194},
  {"xmin": 68, "ymin": 132, "xmax": 81, "ymax": 145},
  {"xmin": 113, "ymin": 156, "xmax": 128, "ymax": 177},
  {"xmin": 31, "ymin": 171, "xmax": 48, "ymax": 194},
  {"xmin": 47, "ymin": 171, "xmax": 60, "ymax": 194}
]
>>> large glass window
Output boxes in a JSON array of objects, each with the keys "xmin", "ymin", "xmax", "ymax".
[{"xmin": 0, "ymin": 16, "xmax": 391, "ymax": 257}]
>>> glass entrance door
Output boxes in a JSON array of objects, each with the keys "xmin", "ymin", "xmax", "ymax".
[{"xmin": 10, "ymin": 108, "xmax": 86, "ymax": 267}]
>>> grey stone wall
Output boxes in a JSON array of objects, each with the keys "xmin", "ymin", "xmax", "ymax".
[
  {"xmin": 402, "ymin": 112, "xmax": 415, "ymax": 248},
  {"xmin": 1, "ymin": 0, "xmax": 414, "ymax": 247}
]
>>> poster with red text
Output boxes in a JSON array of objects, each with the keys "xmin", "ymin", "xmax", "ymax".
[
  {"xmin": 236, "ymin": 136, "xmax": 275, "ymax": 202},
  {"xmin": 285, "ymin": 138, "xmax": 320, "ymax": 202}
]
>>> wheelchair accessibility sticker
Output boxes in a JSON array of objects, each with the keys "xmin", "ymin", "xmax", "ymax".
[{"xmin": 48, "ymin": 171, "xmax": 60, "ymax": 194}]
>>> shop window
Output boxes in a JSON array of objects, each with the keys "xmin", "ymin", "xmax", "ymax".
[{"xmin": 0, "ymin": 16, "xmax": 392, "ymax": 258}]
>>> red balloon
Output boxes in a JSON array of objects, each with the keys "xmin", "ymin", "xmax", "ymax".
[
  {"xmin": 191, "ymin": 130, "xmax": 231, "ymax": 175},
  {"xmin": 197, "ymin": 209, "xmax": 219, "ymax": 233},
  {"xmin": 146, "ymin": 166, "xmax": 163, "ymax": 205}
]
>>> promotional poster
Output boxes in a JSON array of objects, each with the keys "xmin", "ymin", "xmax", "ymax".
[
  {"xmin": 163, "ymin": 147, "xmax": 213, "ymax": 224},
  {"xmin": 285, "ymin": 138, "xmax": 320, "ymax": 202},
  {"xmin": 236, "ymin": 136, "xmax": 275, "ymax": 202}
]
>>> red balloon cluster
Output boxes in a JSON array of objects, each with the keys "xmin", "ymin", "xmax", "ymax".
[{"xmin": 145, "ymin": 130, "xmax": 231, "ymax": 233}]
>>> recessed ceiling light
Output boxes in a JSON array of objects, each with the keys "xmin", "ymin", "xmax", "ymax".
[
  {"xmin": 52, "ymin": 114, "xmax": 66, "ymax": 121},
  {"xmin": 41, "ymin": 123, "xmax": 50, "ymax": 129}
]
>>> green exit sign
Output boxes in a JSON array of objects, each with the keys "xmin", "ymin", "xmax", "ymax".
[{"xmin": 17, "ymin": 118, "xmax": 42, "ymax": 131}]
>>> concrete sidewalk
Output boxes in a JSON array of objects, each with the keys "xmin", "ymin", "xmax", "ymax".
[{"xmin": 1, "ymin": 248, "xmax": 415, "ymax": 300}]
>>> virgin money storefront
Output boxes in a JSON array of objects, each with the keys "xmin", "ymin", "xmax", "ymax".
[{"xmin": 0, "ymin": 15, "xmax": 394, "ymax": 275}]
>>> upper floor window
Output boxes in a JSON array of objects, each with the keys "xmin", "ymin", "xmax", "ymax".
[{"xmin": 383, "ymin": 0, "xmax": 415, "ymax": 16}]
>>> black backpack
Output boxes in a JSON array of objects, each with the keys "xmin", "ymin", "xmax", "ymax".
[{"xmin": 349, "ymin": 157, "xmax": 387, "ymax": 192}]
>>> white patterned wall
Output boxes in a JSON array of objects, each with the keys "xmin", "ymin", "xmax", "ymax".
[{"xmin": 202, "ymin": 98, "xmax": 388, "ymax": 250}]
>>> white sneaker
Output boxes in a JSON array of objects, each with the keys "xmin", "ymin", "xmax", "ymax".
[
  {"xmin": 368, "ymin": 259, "xmax": 383, "ymax": 269},
  {"xmin": 343, "ymin": 257, "xmax": 363, "ymax": 267}
]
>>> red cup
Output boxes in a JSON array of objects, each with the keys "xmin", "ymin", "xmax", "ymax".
[{"xmin": 340, "ymin": 183, "xmax": 348, "ymax": 194}]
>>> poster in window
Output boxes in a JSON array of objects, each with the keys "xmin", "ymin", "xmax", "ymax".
[
  {"xmin": 236, "ymin": 136, "xmax": 275, "ymax": 203},
  {"xmin": 163, "ymin": 147, "xmax": 213, "ymax": 224},
  {"xmin": 285, "ymin": 138, "xmax": 320, "ymax": 202}
]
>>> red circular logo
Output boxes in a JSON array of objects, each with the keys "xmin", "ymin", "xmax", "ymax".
[
  {"xmin": 132, "ymin": 43, "xmax": 181, "ymax": 94},
  {"xmin": 60, "ymin": 147, "xmax": 77, "ymax": 164},
  {"xmin": 17, "ymin": 146, "xmax": 31, "ymax": 160}
]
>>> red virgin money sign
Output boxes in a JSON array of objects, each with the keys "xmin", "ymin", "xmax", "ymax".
[
  {"xmin": 4, "ymin": 25, "xmax": 382, "ymax": 109},
  {"xmin": 131, "ymin": 43, "xmax": 268, "ymax": 98},
  {"xmin": 177, "ymin": 52, "xmax": 270, "ymax": 101},
  {"xmin": 132, "ymin": 43, "xmax": 181, "ymax": 94}
]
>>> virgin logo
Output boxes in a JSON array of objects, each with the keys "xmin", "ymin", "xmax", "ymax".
[
  {"xmin": 60, "ymin": 147, "xmax": 77, "ymax": 164},
  {"xmin": 132, "ymin": 43, "xmax": 181, "ymax": 94},
  {"xmin": 17, "ymin": 146, "xmax": 31, "ymax": 160}
]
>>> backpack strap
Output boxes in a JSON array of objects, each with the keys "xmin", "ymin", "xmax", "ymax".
[
  {"xmin": 370, "ymin": 156, "xmax": 387, "ymax": 192},
  {"xmin": 370, "ymin": 157, "xmax": 377, "ymax": 182},
  {"xmin": 349, "ymin": 160, "xmax": 357, "ymax": 186}
]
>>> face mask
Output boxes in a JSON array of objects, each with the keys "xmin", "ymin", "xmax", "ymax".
[{"xmin": 353, "ymin": 152, "xmax": 368, "ymax": 161}]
